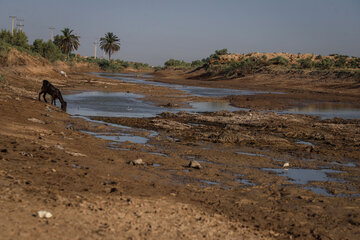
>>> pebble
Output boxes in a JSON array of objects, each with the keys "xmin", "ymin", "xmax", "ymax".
[
  {"xmin": 128, "ymin": 158, "xmax": 145, "ymax": 166},
  {"xmin": 283, "ymin": 162, "xmax": 290, "ymax": 168},
  {"xmin": 37, "ymin": 211, "xmax": 52, "ymax": 218},
  {"xmin": 188, "ymin": 160, "xmax": 202, "ymax": 169},
  {"xmin": 66, "ymin": 151, "xmax": 87, "ymax": 157},
  {"xmin": 28, "ymin": 118, "xmax": 45, "ymax": 124}
]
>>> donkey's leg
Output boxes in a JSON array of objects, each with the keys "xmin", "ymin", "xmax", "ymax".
[
  {"xmin": 38, "ymin": 91, "xmax": 44, "ymax": 101},
  {"xmin": 43, "ymin": 92, "xmax": 48, "ymax": 103}
]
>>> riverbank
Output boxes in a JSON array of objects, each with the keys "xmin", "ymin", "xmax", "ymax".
[{"xmin": 1, "ymin": 65, "xmax": 359, "ymax": 239}]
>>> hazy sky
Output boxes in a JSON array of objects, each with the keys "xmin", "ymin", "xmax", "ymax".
[{"xmin": 1, "ymin": 0, "xmax": 359, "ymax": 66}]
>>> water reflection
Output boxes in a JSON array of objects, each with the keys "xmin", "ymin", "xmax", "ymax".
[
  {"xmin": 284, "ymin": 103, "xmax": 360, "ymax": 119},
  {"xmin": 96, "ymin": 72, "xmax": 274, "ymax": 97},
  {"xmin": 262, "ymin": 168, "xmax": 343, "ymax": 185},
  {"xmin": 64, "ymin": 91, "xmax": 244, "ymax": 118}
]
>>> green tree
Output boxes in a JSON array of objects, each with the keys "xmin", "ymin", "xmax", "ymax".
[
  {"xmin": 191, "ymin": 60, "xmax": 204, "ymax": 68},
  {"xmin": 54, "ymin": 28, "xmax": 80, "ymax": 60},
  {"xmin": 32, "ymin": 39, "xmax": 64, "ymax": 62},
  {"xmin": 99, "ymin": 32, "xmax": 120, "ymax": 60},
  {"xmin": 0, "ymin": 29, "xmax": 29, "ymax": 49}
]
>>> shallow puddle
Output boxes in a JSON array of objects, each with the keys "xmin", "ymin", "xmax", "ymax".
[
  {"xmin": 262, "ymin": 168, "xmax": 343, "ymax": 185},
  {"xmin": 283, "ymin": 103, "xmax": 360, "ymax": 119},
  {"xmin": 295, "ymin": 140, "xmax": 314, "ymax": 146},
  {"xmin": 152, "ymin": 163, "xmax": 163, "ymax": 167},
  {"xmin": 304, "ymin": 186, "xmax": 334, "ymax": 197},
  {"xmin": 148, "ymin": 152, "xmax": 168, "ymax": 157},
  {"xmin": 200, "ymin": 180, "xmax": 220, "ymax": 186},
  {"xmin": 235, "ymin": 174, "xmax": 256, "ymax": 186},
  {"xmin": 236, "ymin": 151, "xmax": 265, "ymax": 157},
  {"xmin": 97, "ymin": 73, "xmax": 273, "ymax": 97},
  {"xmin": 64, "ymin": 91, "xmax": 245, "ymax": 118},
  {"xmin": 81, "ymin": 130, "xmax": 149, "ymax": 144},
  {"xmin": 329, "ymin": 161, "xmax": 356, "ymax": 167}
]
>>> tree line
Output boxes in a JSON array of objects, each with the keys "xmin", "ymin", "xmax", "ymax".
[{"xmin": 0, "ymin": 28, "xmax": 121, "ymax": 61}]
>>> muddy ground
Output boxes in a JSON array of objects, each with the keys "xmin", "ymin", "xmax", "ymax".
[{"xmin": 0, "ymin": 65, "xmax": 360, "ymax": 239}]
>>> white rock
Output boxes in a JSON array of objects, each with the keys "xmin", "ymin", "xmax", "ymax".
[
  {"xmin": 37, "ymin": 211, "xmax": 52, "ymax": 218},
  {"xmin": 66, "ymin": 151, "xmax": 87, "ymax": 157},
  {"xmin": 60, "ymin": 71, "xmax": 67, "ymax": 77},
  {"xmin": 55, "ymin": 144, "xmax": 64, "ymax": 150},
  {"xmin": 129, "ymin": 158, "xmax": 145, "ymax": 165},
  {"xmin": 283, "ymin": 162, "xmax": 290, "ymax": 168}
]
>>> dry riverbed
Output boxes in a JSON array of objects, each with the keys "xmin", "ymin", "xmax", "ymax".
[{"xmin": 0, "ymin": 67, "xmax": 360, "ymax": 239}]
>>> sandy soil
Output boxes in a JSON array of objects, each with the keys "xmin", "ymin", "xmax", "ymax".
[{"xmin": 1, "ymin": 58, "xmax": 360, "ymax": 239}]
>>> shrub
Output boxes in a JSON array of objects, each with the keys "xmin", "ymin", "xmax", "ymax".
[
  {"xmin": 222, "ymin": 57, "xmax": 266, "ymax": 77},
  {"xmin": 214, "ymin": 49, "xmax": 228, "ymax": 56},
  {"xmin": 164, "ymin": 59, "xmax": 191, "ymax": 68},
  {"xmin": 334, "ymin": 55, "xmax": 348, "ymax": 68},
  {"xmin": 348, "ymin": 57, "xmax": 360, "ymax": 68},
  {"xmin": 0, "ymin": 40, "xmax": 10, "ymax": 65},
  {"xmin": 297, "ymin": 57, "xmax": 314, "ymax": 69},
  {"xmin": 315, "ymin": 58, "xmax": 334, "ymax": 70},
  {"xmin": 191, "ymin": 60, "xmax": 204, "ymax": 68},
  {"xmin": 268, "ymin": 56, "xmax": 289, "ymax": 65},
  {"xmin": 32, "ymin": 39, "xmax": 64, "ymax": 62}
]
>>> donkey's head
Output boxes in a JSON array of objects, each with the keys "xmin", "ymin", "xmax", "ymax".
[{"xmin": 61, "ymin": 102, "xmax": 67, "ymax": 112}]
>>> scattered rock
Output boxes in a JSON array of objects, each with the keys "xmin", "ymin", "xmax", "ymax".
[
  {"xmin": 66, "ymin": 151, "xmax": 87, "ymax": 157},
  {"xmin": 28, "ymin": 118, "xmax": 45, "ymax": 124},
  {"xmin": 188, "ymin": 160, "xmax": 202, "ymax": 169},
  {"xmin": 19, "ymin": 152, "xmax": 33, "ymax": 157},
  {"xmin": 110, "ymin": 187, "xmax": 118, "ymax": 193},
  {"xmin": 1, "ymin": 149, "xmax": 7, "ymax": 153},
  {"xmin": 60, "ymin": 70, "xmax": 67, "ymax": 77},
  {"xmin": 283, "ymin": 162, "xmax": 290, "ymax": 168},
  {"xmin": 37, "ymin": 211, "xmax": 52, "ymax": 218},
  {"xmin": 55, "ymin": 144, "xmax": 64, "ymax": 150},
  {"xmin": 128, "ymin": 158, "xmax": 145, "ymax": 166},
  {"xmin": 162, "ymin": 102, "xmax": 179, "ymax": 108}
]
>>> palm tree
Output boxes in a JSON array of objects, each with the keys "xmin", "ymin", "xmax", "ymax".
[
  {"xmin": 99, "ymin": 32, "xmax": 120, "ymax": 60},
  {"xmin": 54, "ymin": 28, "xmax": 80, "ymax": 60}
]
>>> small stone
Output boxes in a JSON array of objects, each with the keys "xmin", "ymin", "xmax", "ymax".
[
  {"xmin": 60, "ymin": 71, "xmax": 67, "ymax": 77},
  {"xmin": 37, "ymin": 211, "xmax": 52, "ymax": 218},
  {"xmin": 28, "ymin": 118, "xmax": 45, "ymax": 124},
  {"xmin": 55, "ymin": 144, "xmax": 64, "ymax": 150},
  {"xmin": 283, "ymin": 162, "xmax": 290, "ymax": 168},
  {"xmin": 66, "ymin": 151, "xmax": 87, "ymax": 157},
  {"xmin": 128, "ymin": 158, "xmax": 145, "ymax": 166},
  {"xmin": 110, "ymin": 188, "xmax": 118, "ymax": 193},
  {"xmin": 188, "ymin": 160, "xmax": 202, "ymax": 169}
]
